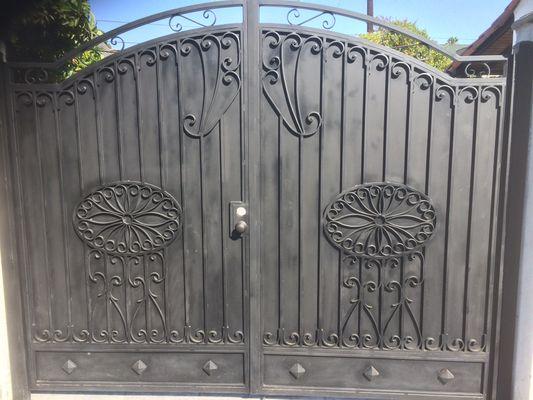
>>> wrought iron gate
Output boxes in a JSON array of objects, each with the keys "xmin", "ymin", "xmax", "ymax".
[{"xmin": 0, "ymin": 1, "xmax": 509, "ymax": 399}]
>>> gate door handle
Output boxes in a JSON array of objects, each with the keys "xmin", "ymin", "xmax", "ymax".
[{"xmin": 234, "ymin": 220, "xmax": 248, "ymax": 234}]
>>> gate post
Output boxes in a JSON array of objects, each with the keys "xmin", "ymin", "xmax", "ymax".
[
  {"xmin": 498, "ymin": 5, "xmax": 533, "ymax": 400},
  {"xmin": 244, "ymin": 0, "xmax": 262, "ymax": 394},
  {"xmin": 0, "ymin": 45, "xmax": 31, "ymax": 399}
]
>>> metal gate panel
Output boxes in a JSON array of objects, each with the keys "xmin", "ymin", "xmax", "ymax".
[
  {"xmin": 0, "ymin": 1, "xmax": 510, "ymax": 399},
  {"xmin": 7, "ymin": 23, "xmax": 248, "ymax": 393},
  {"xmin": 257, "ymin": 23, "xmax": 505, "ymax": 399}
]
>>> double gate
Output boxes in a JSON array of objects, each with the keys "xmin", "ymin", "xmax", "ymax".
[{"xmin": 0, "ymin": 1, "xmax": 509, "ymax": 399}]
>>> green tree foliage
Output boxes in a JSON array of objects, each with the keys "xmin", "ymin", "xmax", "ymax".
[
  {"xmin": 2, "ymin": 0, "xmax": 102, "ymax": 75},
  {"xmin": 361, "ymin": 19, "xmax": 456, "ymax": 71}
]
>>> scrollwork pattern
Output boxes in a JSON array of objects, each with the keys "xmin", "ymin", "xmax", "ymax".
[
  {"xmin": 286, "ymin": 8, "xmax": 336, "ymax": 30},
  {"xmin": 180, "ymin": 32, "xmax": 241, "ymax": 138},
  {"xmin": 169, "ymin": 9, "xmax": 217, "ymax": 32},
  {"xmin": 34, "ymin": 247, "xmax": 245, "ymax": 344},
  {"xmin": 73, "ymin": 181, "xmax": 182, "ymax": 256},
  {"xmin": 262, "ymin": 31, "xmax": 323, "ymax": 138},
  {"xmin": 464, "ymin": 62, "xmax": 491, "ymax": 78},
  {"xmin": 323, "ymin": 183, "xmax": 436, "ymax": 259}
]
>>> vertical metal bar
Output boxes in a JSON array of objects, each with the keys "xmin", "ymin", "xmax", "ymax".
[
  {"xmin": 114, "ymin": 61, "xmax": 124, "ymax": 180},
  {"xmin": 143, "ymin": 252, "xmax": 149, "ymax": 342},
  {"xmin": 485, "ymin": 86, "xmax": 504, "ymax": 349},
  {"xmin": 383, "ymin": 58, "xmax": 390, "ymax": 182},
  {"xmin": 93, "ymin": 71, "xmax": 109, "ymax": 340},
  {"xmin": 74, "ymin": 86, "xmax": 91, "ymax": 338},
  {"xmin": 34, "ymin": 91, "xmax": 53, "ymax": 338},
  {"xmin": 277, "ymin": 115, "xmax": 282, "ymax": 334},
  {"xmin": 463, "ymin": 89, "xmax": 479, "ymax": 343},
  {"xmin": 400, "ymin": 71, "xmax": 413, "ymax": 342},
  {"xmin": 218, "ymin": 120, "xmax": 227, "ymax": 332},
  {"xmin": 317, "ymin": 34, "xmax": 325, "ymax": 336},
  {"xmin": 298, "ymin": 134, "xmax": 302, "ymax": 340},
  {"xmin": 134, "ymin": 53, "xmax": 144, "ymax": 181},
  {"xmin": 54, "ymin": 91, "xmax": 72, "ymax": 341},
  {"xmin": 337, "ymin": 45, "xmax": 347, "ymax": 343},
  {"xmin": 245, "ymin": 0, "xmax": 261, "ymax": 392},
  {"xmin": 361, "ymin": 57, "xmax": 368, "ymax": 182},
  {"xmin": 442, "ymin": 87, "xmax": 457, "ymax": 349},
  {"xmin": 238, "ymin": 28, "xmax": 247, "ymax": 341},
  {"xmin": 93, "ymin": 70, "xmax": 104, "ymax": 184},
  {"xmin": 199, "ymin": 128, "xmax": 207, "ymax": 339},
  {"xmin": 176, "ymin": 38, "xmax": 190, "ymax": 331},
  {"xmin": 155, "ymin": 45, "xmax": 168, "ymax": 341},
  {"xmin": 420, "ymin": 78, "xmax": 434, "ymax": 342}
]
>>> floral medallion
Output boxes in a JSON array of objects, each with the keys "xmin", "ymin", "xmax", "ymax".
[
  {"xmin": 323, "ymin": 183, "xmax": 436, "ymax": 259},
  {"xmin": 73, "ymin": 181, "xmax": 182, "ymax": 255}
]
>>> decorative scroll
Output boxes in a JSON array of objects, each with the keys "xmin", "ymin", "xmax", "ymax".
[
  {"xmin": 169, "ymin": 9, "xmax": 217, "ymax": 32},
  {"xmin": 286, "ymin": 8, "xmax": 336, "ymax": 30},
  {"xmin": 263, "ymin": 254, "xmax": 423, "ymax": 350},
  {"xmin": 323, "ymin": 183, "xmax": 436, "ymax": 259},
  {"xmin": 263, "ymin": 252, "xmax": 484, "ymax": 351},
  {"xmin": 34, "ymin": 249, "xmax": 245, "ymax": 344},
  {"xmin": 179, "ymin": 32, "xmax": 241, "ymax": 138},
  {"xmin": 339, "ymin": 254, "xmax": 424, "ymax": 350},
  {"xmin": 464, "ymin": 62, "xmax": 491, "ymax": 78},
  {"xmin": 73, "ymin": 181, "xmax": 182, "ymax": 256},
  {"xmin": 262, "ymin": 31, "xmax": 323, "ymax": 137}
]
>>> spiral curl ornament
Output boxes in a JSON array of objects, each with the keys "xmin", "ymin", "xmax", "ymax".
[
  {"xmin": 169, "ymin": 9, "xmax": 216, "ymax": 32},
  {"xmin": 109, "ymin": 36, "xmax": 125, "ymax": 51},
  {"xmin": 24, "ymin": 68, "xmax": 49, "ymax": 84},
  {"xmin": 73, "ymin": 181, "xmax": 182, "ymax": 256},
  {"xmin": 464, "ymin": 62, "xmax": 491, "ymax": 78},
  {"xmin": 287, "ymin": 8, "xmax": 336, "ymax": 30}
]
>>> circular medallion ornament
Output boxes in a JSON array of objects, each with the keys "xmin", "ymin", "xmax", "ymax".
[
  {"xmin": 73, "ymin": 181, "xmax": 182, "ymax": 255},
  {"xmin": 323, "ymin": 183, "xmax": 436, "ymax": 259}
]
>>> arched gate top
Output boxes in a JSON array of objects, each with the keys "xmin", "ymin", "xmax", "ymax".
[{"xmin": 6, "ymin": 0, "xmax": 507, "ymax": 84}]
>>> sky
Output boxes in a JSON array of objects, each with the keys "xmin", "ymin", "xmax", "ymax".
[{"xmin": 89, "ymin": 0, "xmax": 511, "ymax": 49}]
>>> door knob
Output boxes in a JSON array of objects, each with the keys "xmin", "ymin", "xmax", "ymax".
[{"xmin": 234, "ymin": 220, "xmax": 248, "ymax": 234}]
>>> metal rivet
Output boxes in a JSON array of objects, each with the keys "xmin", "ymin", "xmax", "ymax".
[
  {"xmin": 363, "ymin": 365, "xmax": 380, "ymax": 381},
  {"xmin": 438, "ymin": 368, "xmax": 455, "ymax": 385},
  {"xmin": 203, "ymin": 360, "xmax": 218, "ymax": 375},
  {"xmin": 131, "ymin": 359, "xmax": 148, "ymax": 375},
  {"xmin": 62, "ymin": 359, "xmax": 77, "ymax": 375},
  {"xmin": 289, "ymin": 363, "xmax": 306, "ymax": 379}
]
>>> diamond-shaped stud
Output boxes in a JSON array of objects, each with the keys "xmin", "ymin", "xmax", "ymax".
[
  {"xmin": 62, "ymin": 359, "xmax": 77, "ymax": 375},
  {"xmin": 202, "ymin": 360, "xmax": 218, "ymax": 375},
  {"xmin": 289, "ymin": 363, "xmax": 306, "ymax": 379},
  {"xmin": 438, "ymin": 368, "xmax": 455, "ymax": 385},
  {"xmin": 131, "ymin": 359, "xmax": 148, "ymax": 375},
  {"xmin": 363, "ymin": 365, "xmax": 380, "ymax": 381}
]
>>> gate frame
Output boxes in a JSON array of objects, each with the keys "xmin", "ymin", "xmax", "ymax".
[{"xmin": 0, "ymin": 1, "xmax": 520, "ymax": 399}]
